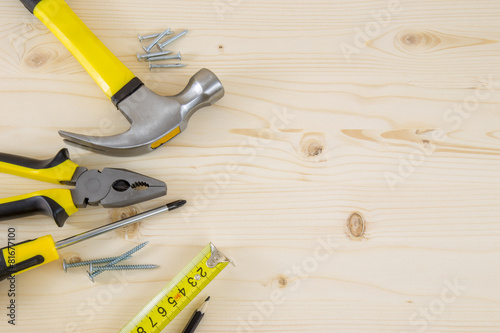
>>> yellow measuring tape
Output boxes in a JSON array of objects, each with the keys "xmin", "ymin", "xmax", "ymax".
[{"xmin": 119, "ymin": 243, "xmax": 231, "ymax": 333}]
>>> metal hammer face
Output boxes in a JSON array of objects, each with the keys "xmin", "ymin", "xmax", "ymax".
[{"xmin": 59, "ymin": 69, "xmax": 225, "ymax": 156}]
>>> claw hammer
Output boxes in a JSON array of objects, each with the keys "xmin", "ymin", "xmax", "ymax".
[{"xmin": 19, "ymin": 0, "xmax": 225, "ymax": 156}]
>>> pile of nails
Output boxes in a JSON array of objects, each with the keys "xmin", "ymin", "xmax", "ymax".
[
  {"xmin": 62, "ymin": 242, "xmax": 159, "ymax": 283},
  {"xmin": 137, "ymin": 28, "xmax": 188, "ymax": 71}
]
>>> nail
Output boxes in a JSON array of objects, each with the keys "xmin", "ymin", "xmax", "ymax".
[
  {"xmin": 138, "ymin": 33, "xmax": 160, "ymax": 42},
  {"xmin": 137, "ymin": 50, "xmax": 173, "ymax": 61},
  {"xmin": 149, "ymin": 63, "xmax": 187, "ymax": 71},
  {"xmin": 157, "ymin": 30, "xmax": 188, "ymax": 51},
  {"xmin": 147, "ymin": 52, "xmax": 182, "ymax": 62},
  {"xmin": 143, "ymin": 28, "xmax": 172, "ymax": 53}
]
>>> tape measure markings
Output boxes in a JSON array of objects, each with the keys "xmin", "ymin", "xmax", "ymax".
[{"xmin": 119, "ymin": 243, "xmax": 230, "ymax": 333}]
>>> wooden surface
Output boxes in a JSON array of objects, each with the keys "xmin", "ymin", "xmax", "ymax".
[{"xmin": 1, "ymin": 0, "xmax": 500, "ymax": 332}]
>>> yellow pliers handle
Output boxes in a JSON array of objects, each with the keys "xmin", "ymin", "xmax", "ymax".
[
  {"xmin": 19, "ymin": 0, "xmax": 142, "ymax": 105},
  {"xmin": 0, "ymin": 149, "xmax": 80, "ymax": 227}
]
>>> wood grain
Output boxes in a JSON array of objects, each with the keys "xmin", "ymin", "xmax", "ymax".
[{"xmin": 0, "ymin": 0, "xmax": 500, "ymax": 332}]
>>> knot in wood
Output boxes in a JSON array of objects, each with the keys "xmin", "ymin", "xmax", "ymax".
[
  {"xmin": 24, "ymin": 47, "xmax": 54, "ymax": 69},
  {"xmin": 346, "ymin": 212, "xmax": 365, "ymax": 239},
  {"xmin": 66, "ymin": 253, "xmax": 82, "ymax": 264},
  {"xmin": 274, "ymin": 274, "xmax": 289, "ymax": 288},
  {"xmin": 307, "ymin": 142, "xmax": 323, "ymax": 157},
  {"xmin": 396, "ymin": 28, "xmax": 440, "ymax": 53},
  {"xmin": 299, "ymin": 133, "xmax": 326, "ymax": 161},
  {"xmin": 112, "ymin": 206, "xmax": 140, "ymax": 239}
]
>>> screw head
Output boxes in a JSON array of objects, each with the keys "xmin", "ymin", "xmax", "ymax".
[{"xmin": 63, "ymin": 259, "xmax": 68, "ymax": 273}]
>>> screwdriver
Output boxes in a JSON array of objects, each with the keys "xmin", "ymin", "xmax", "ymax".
[{"xmin": 0, "ymin": 200, "xmax": 186, "ymax": 282}]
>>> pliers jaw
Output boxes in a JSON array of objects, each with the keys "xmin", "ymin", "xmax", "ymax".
[{"xmin": 70, "ymin": 168, "xmax": 167, "ymax": 208}]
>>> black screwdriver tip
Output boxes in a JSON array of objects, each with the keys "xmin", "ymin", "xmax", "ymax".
[
  {"xmin": 167, "ymin": 200, "xmax": 187, "ymax": 211},
  {"xmin": 205, "ymin": 296, "xmax": 210, "ymax": 302}
]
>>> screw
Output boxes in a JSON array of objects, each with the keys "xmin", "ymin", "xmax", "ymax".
[
  {"xmin": 148, "ymin": 52, "xmax": 182, "ymax": 62},
  {"xmin": 87, "ymin": 242, "xmax": 149, "ymax": 282},
  {"xmin": 157, "ymin": 30, "xmax": 188, "ymax": 51},
  {"xmin": 90, "ymin": 264, "xmax": 159, "ymax": 273},
  {"xmin": 63, "ymin": 256, "xmax": 132, "ymax": 272},
  {"xmin": 89, "ymin": 262, "xmax": 156, "ymax": 283},
  {"xmin": 138, "ymin": 33, "xmax": 160, "ymax": 42},
  {"xmin": 149, "ymin": 63, "xmax": 186, "ymax": 71},
  {"xmin": 143, "ymin": 28, "xmax": 172, "ymax": 53},
  {"xmin": 87, "ymin": 271, "xmax": 96, "ymax": 283},
  {"xmin": 137, "ymin": 50, "xmax": 173, "ymax": 61}
]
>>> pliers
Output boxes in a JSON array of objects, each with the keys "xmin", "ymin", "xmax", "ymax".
[{"xmin": 0, "ymin": 149, "xmax": 167, "ymax": 227}]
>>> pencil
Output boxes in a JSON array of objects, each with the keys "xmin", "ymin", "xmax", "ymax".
[{"xmin": 181, "ymin": 296, "xmax": 211, "ymax": 333}]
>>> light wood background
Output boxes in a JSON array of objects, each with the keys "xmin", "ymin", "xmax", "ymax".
[{"xmin": 0, "ymin": 0, "xmax": 500, "ymax": 332}]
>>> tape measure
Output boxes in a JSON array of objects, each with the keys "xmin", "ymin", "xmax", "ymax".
[{"xmin": 119, "ymin": 243, "xmax": 232, "ymax": 333}]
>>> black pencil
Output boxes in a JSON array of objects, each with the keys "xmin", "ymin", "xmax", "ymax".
[{"xmin": 181, "ymin": 296, "xmax": 211, "ymax": 333}]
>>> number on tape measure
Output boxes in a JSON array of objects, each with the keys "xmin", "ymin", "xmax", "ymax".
[{"xmin": 119, "ymin": 243, "xmax": 231, "ymax": 333}]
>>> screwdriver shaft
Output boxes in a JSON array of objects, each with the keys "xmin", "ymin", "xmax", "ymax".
[{"xmin": 55, "ymin": 200, "xmax": 186, "ymax": 250}]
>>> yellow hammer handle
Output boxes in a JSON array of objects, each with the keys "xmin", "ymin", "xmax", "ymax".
[{"xmin": 24, "ymin": 0, "xmax": 138, "ymax": 101}]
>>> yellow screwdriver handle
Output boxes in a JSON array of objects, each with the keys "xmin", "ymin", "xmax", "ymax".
[
  {"xmin": 20, "ymin": 0, "xmax": 141, "ymax": 104},
  {"xmin": 0, "ymin": 235, "xmax": 59, "ymax": 282}
]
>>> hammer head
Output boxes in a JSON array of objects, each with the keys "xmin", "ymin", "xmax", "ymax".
[{"xmin": 59, "ymin": 69, "xmax": 224, "ymax": 156}]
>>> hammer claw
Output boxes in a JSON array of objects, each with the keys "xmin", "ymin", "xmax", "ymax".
[
  {"xmin": 59, "ymin": 69, "xmax": 225, "ymax": 157},
  {"xmin": 59, "ymin": 130, "xmax": 143, "ymax": 157},
  {"xmin": 60, "ymin": 131, "xmax": 111, "ymax": 153}
]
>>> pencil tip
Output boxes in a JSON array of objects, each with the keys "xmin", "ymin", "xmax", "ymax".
[{"xmin": 199, "ymin": 297, "xmax": 211, "ymax": 313}]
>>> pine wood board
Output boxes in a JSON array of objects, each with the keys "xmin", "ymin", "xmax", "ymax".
[{"xmin": 0, "ymin": 0, "xmax": 500, "ymax": 332}]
